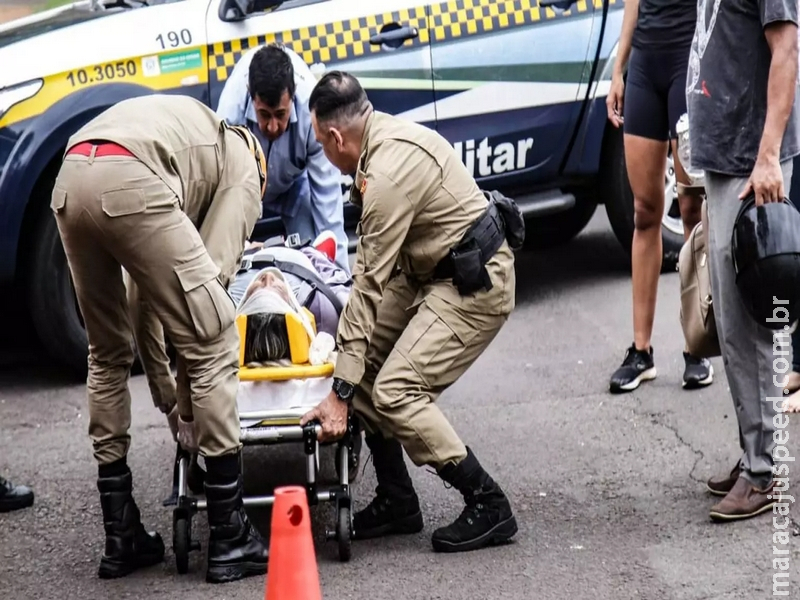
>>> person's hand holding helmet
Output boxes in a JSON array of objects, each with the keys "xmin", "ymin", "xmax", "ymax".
[{"xmin": 740, "ymin": 151, "xmax": 785, "ymax": 206}]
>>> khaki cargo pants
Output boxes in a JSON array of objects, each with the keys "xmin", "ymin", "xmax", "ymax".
[
  {"xmin": 126, "ymin": 275, "xmax": 186, "ymax": 418},
  {"xmin": 52, "ymin": 152, "xmax": 252, "ymax": 465},
  {"xmin": 353, "ymin": 245, "xmax": 515, "ymax": 470}
]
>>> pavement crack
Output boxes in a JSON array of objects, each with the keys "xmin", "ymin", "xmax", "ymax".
[
  {"xmin": 751, "ymin": 559, "xmax": 769, "ymax": 574},
  {"xmin": 637, "ymin": 408, "xmax": 707, "ymax": 485}
]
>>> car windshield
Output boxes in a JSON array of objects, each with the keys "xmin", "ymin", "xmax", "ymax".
[{"xmin": 0, "ymin": 0, "xmax": 186, "ymax": 50}]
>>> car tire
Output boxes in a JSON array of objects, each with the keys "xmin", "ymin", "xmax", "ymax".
[
  {"xmin": 600, "ymin": 125, "xmax": 685, "ymax": 273},
  {"xmin": 27, "ymin": 203, "xmax": 142, "ymax": 378},
  {"xmin": 522, "ymin": 198, "xmax": 598, "ymax": 250}
]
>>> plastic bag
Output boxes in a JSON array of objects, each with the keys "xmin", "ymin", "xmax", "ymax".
[{"xmin": 309, "ymin": 332, "xmax": 336, "ymax": 366}]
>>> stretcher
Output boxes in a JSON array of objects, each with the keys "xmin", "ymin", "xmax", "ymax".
[{"xmin": 168, "ymin": 309, "xmax": 360, "ymax": 574}]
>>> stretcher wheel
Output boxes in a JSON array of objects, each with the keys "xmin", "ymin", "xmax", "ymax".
[
  {"xmin": 337, "ymin": 505, "xmax": 352, "ymax": 562},
  {"xmin": 174, "ymin": 517, "xmax": 190, "ymax": 574},
  {"xmin": 334, "ymin": 432, "xmax": 362, "ymax": 484}
]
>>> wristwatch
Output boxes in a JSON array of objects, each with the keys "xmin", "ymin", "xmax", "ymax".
[{"xmin": 332, "ymin": 377, "xmax": 355, "ymax": 404}]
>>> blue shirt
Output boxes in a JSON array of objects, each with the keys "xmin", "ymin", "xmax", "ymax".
[{"xmin": 215, "ymin": 46, "xmax": 343, "ymax": 223}]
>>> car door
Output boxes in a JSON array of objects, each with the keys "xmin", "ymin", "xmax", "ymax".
[
  {"xmin": 424, "ymin": 0, "xmax": 598, "ymax": 188},
  {"xmin": 206, "ymin": 0, "xmax": 435, "ymax": 122}
]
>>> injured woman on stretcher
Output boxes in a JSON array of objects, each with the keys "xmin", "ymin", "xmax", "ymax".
[
  {"xmin": 231, "ymin": 241, "xmax": 351, "ymax": 367},
  {"xmin": 138, "ymin": 237, "xmax": 355, "ymax": 498}
]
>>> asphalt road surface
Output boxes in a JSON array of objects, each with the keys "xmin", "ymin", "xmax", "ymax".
[{"xmin": 2, "ymin": 210, "xmax": 799, "ymax": 600}]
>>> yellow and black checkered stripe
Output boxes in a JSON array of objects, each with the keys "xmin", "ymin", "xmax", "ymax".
[{"xmin": 208, "ymin": 0, "xmax": 618, "ymax": 84}]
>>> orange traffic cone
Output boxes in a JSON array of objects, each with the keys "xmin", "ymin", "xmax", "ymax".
[{"xmin": 265, "ymin": 486, "xmax": 322, "ymax": 600}]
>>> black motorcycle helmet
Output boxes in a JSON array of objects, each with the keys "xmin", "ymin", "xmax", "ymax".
[{"xmin": 732, "ymin": 194, "xmax": 800, "ymax": 330}]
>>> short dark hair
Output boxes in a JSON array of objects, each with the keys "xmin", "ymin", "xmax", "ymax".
[
  {"xmin": 308, "ymin": 70, "xmax": 371, "ymax": 124},
  {"xmin": 248, "ymin": 44, "xmax": 295, "ymax": 107}
]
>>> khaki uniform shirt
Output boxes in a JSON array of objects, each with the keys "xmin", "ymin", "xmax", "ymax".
[
  {"xmin": 67, "ymin": 94, "xmax": 263, "ymax": 286},
  {"xmin": 334, "ymin": 110, "xmax": 515, "ymax": 385}
]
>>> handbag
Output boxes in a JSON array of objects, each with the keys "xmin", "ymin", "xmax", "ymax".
[{"xmin": 678, "ymin": 197, "xmax": 721, "ymax": 358}]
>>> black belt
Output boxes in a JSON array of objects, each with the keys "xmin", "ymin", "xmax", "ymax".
[{"xmin": 433, "ymin": 201, "xmax": 506, "ymax": 294}]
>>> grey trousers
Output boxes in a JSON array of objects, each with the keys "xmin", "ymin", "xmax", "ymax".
[{"xmin": 703, "ymin": 160, "xmax": 793, "ymax": 489}]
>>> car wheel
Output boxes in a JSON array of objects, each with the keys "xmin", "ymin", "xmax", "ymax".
[
  {"xmin": 601, "ymin": 126, "xmax": 685, "ymax": 272},
  {"xmin": 522, "ymin": 198, "xmax": 598, "ymax": 250},
  {"xmin": 27, "ymin": 204, "xmax": 142, "ymax": 378}
]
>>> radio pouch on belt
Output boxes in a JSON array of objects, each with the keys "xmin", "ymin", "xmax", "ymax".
[
  {"xmin": 451, "ymin": 242, "xmax": 491, "ymax": 296},
  {"xmin": 436, "ymin": 201, "xmax": 507, "ymax": 296}
]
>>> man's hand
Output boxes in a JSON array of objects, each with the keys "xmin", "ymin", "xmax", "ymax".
[
  {"xmin": 177, "ymin": 415, "xmax": 199, "ymax": 454},
  {"xmin": 300, "ymin": 390, "xmax": 349, "ymax": 442},
  {"xmin": 606, "ymin": 72, "xmax": 625, "ymax": 128},
  {"xmin": 740, "ymin": 152, "xmax": 785, "ymax": 206}
]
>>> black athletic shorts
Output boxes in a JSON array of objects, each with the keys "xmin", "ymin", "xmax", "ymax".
[{"xmin": 623, "ymin": 44, "xmax": 691, "ymax": 141}]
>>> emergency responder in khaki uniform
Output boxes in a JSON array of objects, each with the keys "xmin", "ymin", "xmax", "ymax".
[
  {"xmin": 51, "ymin": 94, "xmax": 269, "ymax": 584},
  {"xmin": 300, "ymin": 71, "xmax": 521, "ymax": 553}
]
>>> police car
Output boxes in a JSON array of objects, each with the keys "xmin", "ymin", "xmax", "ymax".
[{"xmin": 0, "ymin": 0, "xmax": 683, "ymax": 374}]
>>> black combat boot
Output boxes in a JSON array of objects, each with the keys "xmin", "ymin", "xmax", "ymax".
[
  {"xmin": 203, "ymin": 453, "xmax": 269, "ymax": 584},
  {"xmin": 431, "ymin": 447, "xmax": 517, "ymax": 553},
  {"xmin": 352, "ymin": 433, "xmax": 424, "ymax": 540},
  {"xmin": 96, "ymin": 462, "xmax": 165, "ymax": 579}
]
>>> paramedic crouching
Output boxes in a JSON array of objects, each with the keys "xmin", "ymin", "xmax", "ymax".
[
  {"xmin": 51, "ymin": 95, "xmax": 269, "ymax": 584},
  {"xmin": 300, "ymin": 71, "xmax": 522, "ymax": 553}
]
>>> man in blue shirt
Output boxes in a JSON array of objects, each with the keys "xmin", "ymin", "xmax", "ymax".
[{"xmin": 216, "ymin": 43, "xmax": 350, "ymax": 273}]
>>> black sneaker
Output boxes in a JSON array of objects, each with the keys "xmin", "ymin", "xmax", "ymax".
[
  {"xmin": 609, "ymin": 343, "xmax": 657, "ymax": 394},
  {"xmin": 683, "ymin": 352, "xmax": 714, "ymax": 389}
]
